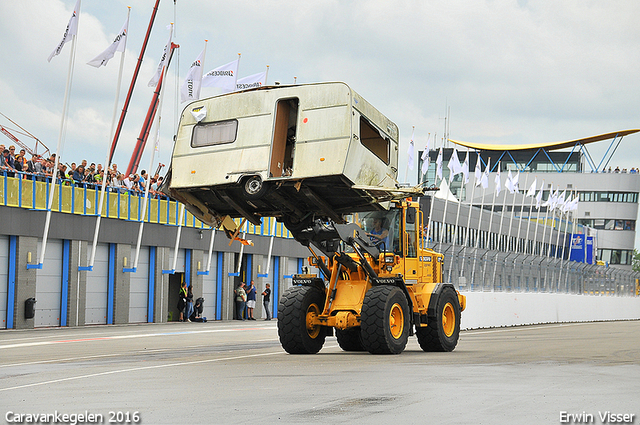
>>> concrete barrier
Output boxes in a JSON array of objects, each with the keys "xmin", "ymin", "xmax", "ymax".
[{"xmin": 460, "ymin": 291, "xmax": 640, "ymax": 329}]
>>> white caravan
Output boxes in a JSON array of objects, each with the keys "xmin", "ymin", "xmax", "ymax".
[{"xmin": 163, "ymin": 82, "xmax": 417, "ymax": 229}]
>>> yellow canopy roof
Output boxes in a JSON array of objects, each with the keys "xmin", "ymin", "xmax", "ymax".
[{"xmin": 449, "ymin": 129, "xmax": 640, "ymax": 152}]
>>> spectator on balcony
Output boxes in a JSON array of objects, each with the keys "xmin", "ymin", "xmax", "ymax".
[
  {"xmin": 14, "ymin": 153, "xmax": 26, "ymax": 174},
  {"xmin": 1, "ymin": 149, "xmax": 16, "ymax": 177},
  {"xmin": 72, "ymin": 165, "xmax": 85, "ymax": 183}
]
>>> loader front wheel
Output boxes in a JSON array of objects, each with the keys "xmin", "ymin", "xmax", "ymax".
[
  {"xmin": 277, "ymin": 286, "xmax": 327, "ymax": 354},
  {"xmin": 335, "ymin": 328, "xmax": 366, "ymax": 352},
  {"xmin": 416, "ymin": 286, "xmax": 461, "ymax": 352},
  {"xmin": 360, "ymin": 286, "xmax": 409, "ymax": 354}
]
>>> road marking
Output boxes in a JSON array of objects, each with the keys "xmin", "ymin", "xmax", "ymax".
[
  {"xmin": 0, "ymin": 326, "xmax": 278, "ymax": 350},
  {"xmin": 0, "ymin": 344, "xmax": 342, "ymax": 392},
  {"xmin": 0, "ymin": 350, "xmax": 284, "ymax": 392}
]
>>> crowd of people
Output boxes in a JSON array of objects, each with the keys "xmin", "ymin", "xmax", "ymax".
[
  {"xmin": 603, "ymin": 166, "xmax": 639, "ymax": 174},
  {"xmin": 0, "ymin": 144, "xmax": 167, "ymax": 198}
]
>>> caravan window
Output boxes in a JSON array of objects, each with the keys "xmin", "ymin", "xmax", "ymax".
[
  {"xmin": 359, "ymin": 117, "xmax": 390, "ymax": 164},
  {"xmin": 191, "ymin": 120, "xmax": 238, "ymax": 147}
]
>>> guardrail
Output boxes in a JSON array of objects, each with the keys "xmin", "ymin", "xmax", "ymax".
[
  {"xmin": 443, "ymin": 245, "xmax": 640, "ymax": 297},
  {"xmin": 0, "ymin": 172, "xmax": 292, "ymax": 238}
]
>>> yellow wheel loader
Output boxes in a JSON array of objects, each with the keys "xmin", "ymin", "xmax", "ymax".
[
  {"xmin": 160, "ymin": 82, "xmax": 465, "ymax": 355},
  {"xmin": 277, "ymin": 198, "xmax": 466, "ymax": 355}
]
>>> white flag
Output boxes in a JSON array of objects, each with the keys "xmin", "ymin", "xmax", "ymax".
[
  {"xmin": 512, "ymin": 171, "xmax": 520, "ymax": 193},
  {"xmin": 148, "ymin": 25, "xmax": 173, "ymax": 87},
  {"xmin": 526, "ymin": 178, "xmax": 537, "ymax": 197},
  {"xmin": 474, "ymin": 155, "xmax": 482, "ymax": 185},
  {"xmin": 407, "ymin": 128, "xmax": 415, "ymax": 171},
  {"xmin": 87, "ymin": 14, "xmax": 129, "ymax": 67},
  {"xmin": 462, "ymin": 151, "xmax": 470, "ymax": 184},
  {"xmin": 495, "ymin": 167, "xmax": 502, "ymax": 195},
  {"xmin": 543, "ymin": 188, "xmax": 555, "ymax": 208},
  {"xmin": 181, "ymin": 47, "xmax": 206, "ymax": 103},
  {"xmin": 505, "ymin": 170, "xmax": 514, "ymax": 193},
  {"xmin": 569, "ymin": 196, "xmax": 579, "ymax": 211},
  {"xmin": 236, "ymin": 71, "xmax": 267, "ymax": 91},
  {"xmin": 535, "ymin": 181, "xmax": 544, "ymax": 209},
  {"xmin": 436, "ymin": 147, "xmax": 443, "ymax": 180},
  {"xmin": 420, "ymin": 135, "xmax": 431, "ymax": 176},
  {"xmin": 48, "ymin": 0, "xmax": 81, "ymax": 62},
  {"xmin": 202, "ymin": 59, "xmax": 240, "ymax": 93},
  {"xmin": 557, "ymin": 190, "xmax": 567, "ymax": 211},
  {"xmin": 447, "ymin": 148, "xmax": 462, "ymax": 182},
  {"xmin": 480, "ymin": 158, "xmax": 490, "ymax": 189}
]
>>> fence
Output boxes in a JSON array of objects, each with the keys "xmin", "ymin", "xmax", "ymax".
[
  {"xmin": 0, "ymin": 172, "xmax": 292, "ymax": 238},
  {"xmin": 440, "ymin": 244, "xmax": 639, "ymax": 297}
]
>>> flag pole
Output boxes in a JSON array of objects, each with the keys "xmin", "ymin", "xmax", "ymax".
[
  {"xmin": 513, "ymin": 174, "xmax": 532, "ymax": 261},
  {"xmin": 470, "ymin": 157, "xmax": 489, "ymax": 288},
  {"xmin": 447, "ymin": 183, "xmax": 463, "ymax": 283},
  {"xmin": 491, "ymin": 169, "xmax": 509, "ymax": 290},
  {"xmin": 459, "ymin": 156, "xmax": 479, "ymax": 277},
  {"xmin": 558, "ymin": 191, "xmax": 572, "ymax": 290},
  {"xmin": 523, "ymin": 179, "xmax": 538, "ymax": 256},
  {"xmin": 405, "ymin": 126, "xmax": 415, "ymax": 184},
  {"xmin": 129, "ymin": 41, "xmax": 173, "ymax": 272},
  {"xmin": 564, "ymin": 192, "xmax": 578, "ymax": 289},
  {"xmin": 505, "ymin": 172, "xmax": 524, "ymax": 259},
  {"xmin": 505, "ymin": 173, "xmax": 527, "ymax": 265},
  {"xmin": 425, "ymin": 176, "xmax": 438, "ymax": 249},
  {"xmin": 88, "ymin": 7, "xmax": 131, "ymax": 270},
  {"xmin": 265, "ymin": 65, "xmax": 270, "ymax": 85},
  {"xmin": 481, "ymin": 161, "xmax": 499, "ymax": 286},
  {"xmin": 234, "ymin": 53, "xmax": 241, "ymax": 90},
  {"xmin": 38, "ymin": 16, "xmax": 79, "ymax": 268},
  {"xmin": 438, "ymin": 148, "xmax": 451, "ymax": 253},
  {"xmin": 108, "ymin": 0, "xmax": 161, "ymax": 164},
  {"xmin": 539, "ymin": 184, "xmax": 552, "ymax": 259},
  {"xmin": 531, "ymin": 181, "xmax": 544, "ymax": 256}
]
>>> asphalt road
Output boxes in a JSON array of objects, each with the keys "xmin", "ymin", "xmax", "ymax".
[{"xmin": 1, "ymin": 320, "xmax": 639, "ymax": 425}]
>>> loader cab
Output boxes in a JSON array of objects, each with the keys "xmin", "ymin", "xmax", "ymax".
[{"xmin": 349, "ymin": 202, "xmax": 419, "ymax": 259}]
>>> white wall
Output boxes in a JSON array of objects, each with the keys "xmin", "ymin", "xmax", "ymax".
[{"xmin": 460, "ymin": 291, "xmax": 640, "ymax": 330}]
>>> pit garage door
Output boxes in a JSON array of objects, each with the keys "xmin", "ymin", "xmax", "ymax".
[
  {"xmin": 85, "ymin": 243, "xmax": 108, "ymax": 325},
  {"xmin": 35, "ymin": 240, "xmax": 63, "ymax": 328},
  {"xmin": 0, "ymin": 236, "xmax": 8, "ymax": 329},
  {"xmin": 129, "ymin": 247, "xmax": 150, "ymax": 323},
  {"xmin": 200, "ymin": 251, "xmax": 218, "ymax": 320}
]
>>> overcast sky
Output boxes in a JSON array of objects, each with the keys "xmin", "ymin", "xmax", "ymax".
[{"xmin": 1, "ymin": 0, "xmax": 639, "ymax": 184}]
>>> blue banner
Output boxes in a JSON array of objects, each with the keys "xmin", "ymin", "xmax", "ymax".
[
  {"xmin": 586, "ymin": 236, "xmax": 594, "ymax": 264},
  {"xmin": 570, "ymin": 234, "xmax": 585, "ymax": 262}
]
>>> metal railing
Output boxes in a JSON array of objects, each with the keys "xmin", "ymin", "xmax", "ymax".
[
  {"xmin": 441, "ymin": 245, "xmax": 639, "ymax": 297},
  {"xmin": 0, "ymin": 171, "xmax": 292, "ymax": 238}
]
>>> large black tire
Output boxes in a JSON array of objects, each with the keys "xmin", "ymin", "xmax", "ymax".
[
  {"xmin": 360, "ymin": 286, "xmax": 410, "ymax": 354},
  {"xmin": 335, "ymin": 328, "xmax": 366, "ymax": 352},
  {"xmin": 416, "ymin": 286, "xmax": 461, "ymax": 352},
  {"xmin": 277, "ymin": 286, "xmax": 327, "ymax": 354}
]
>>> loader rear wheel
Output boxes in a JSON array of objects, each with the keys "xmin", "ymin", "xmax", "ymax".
[
  {"xmin": 360, "ymin": 286, "xmax": 409, "ymax": 354},
  {"xmin": 335, "ymin": 328, "xmax": 366, "ymax": 352},
  {"xmin": 416, "ymin": 286, "xmax": 461, "ymax": 352},
  {"xmin": 277, "ymin": 286, "xmax": 327, "ymax": 354}
]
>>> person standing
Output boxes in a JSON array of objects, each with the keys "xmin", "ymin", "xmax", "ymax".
[
  {"xmin": 178, "ymin": 281, "xmax": 188, "ymax": 322},
  {"xmin": 235, "ymin": 282, "xmax": 247, "ymax": 320},
  {"xmin": 185, "ymin": 285, "xmax": 194, "ymax": 322},
  {"xmin": 246, "ymin": 280, "xmax": 257, "ymax": 320},
  {"xmin": 261, "ymin": 283, "xmax": 272, "ymax": 321}
]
